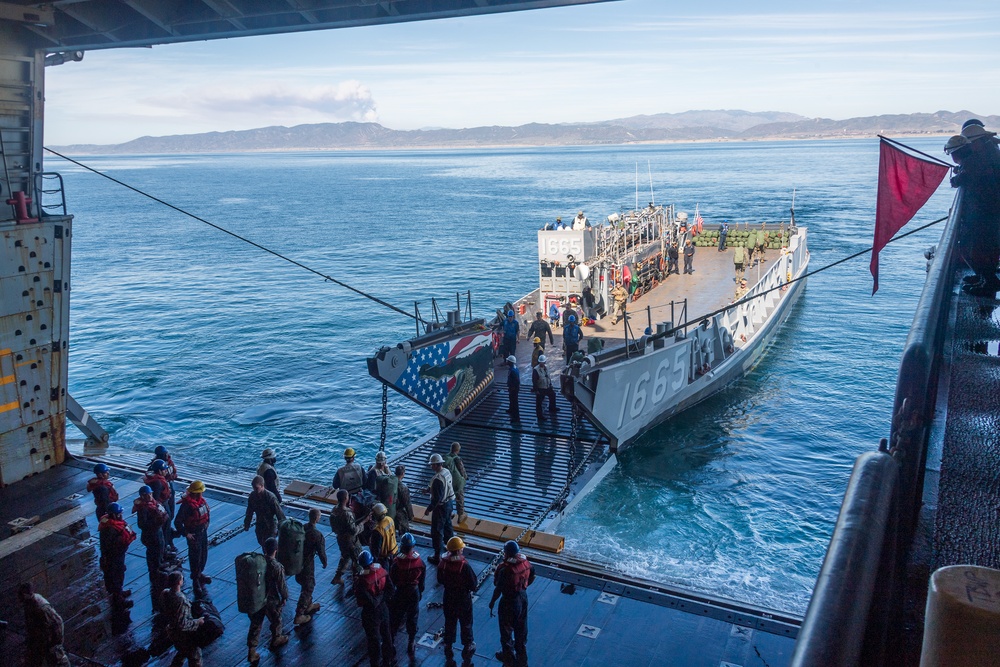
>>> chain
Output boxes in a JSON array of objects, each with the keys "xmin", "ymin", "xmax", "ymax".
[
  {"xmin": 379, "ymin": 383, "xmax": 388, "ymax": 453},
  {"xmin": 209, "ymin": 523, "xmax": 247, "ymax": 547}
]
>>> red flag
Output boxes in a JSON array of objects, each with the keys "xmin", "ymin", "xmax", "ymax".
[{"xmin": 871, "ymin": 138, "xmax": 948, "ymax": 294}]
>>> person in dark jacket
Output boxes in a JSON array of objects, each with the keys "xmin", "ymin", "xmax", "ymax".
[
  {"xmin": 98, "ymin": 502, "xmax": 136, "ymax": 609},
  {"xmin": 488, "ymin": 541, "xmax": 536, "ymax": 667},
  {"xmin": 525, "ymin": 311, "xmax": 553, "ymax": 348},
  {"xmin": 256, "ymin": 448, "xmax": 281, "ymax": 502},
  {"xmin": 145, "ymin": 459, "xmax": 176, "ymax": 554},
  {"xmin": 394, "ymin": 466, "xmax": 414, "ymax": 535},
  {"xmin": 174, "ymin": 480, "xmax": 211, "ymax": 595},
  {"xmin": 423, "ymin": 454, "xmax": 455, "ymax": 564},
  {"xmin": 244, "ymin": 475, "xmax": 285, "ymax": 548},
  {"xmin": 18, "ymin": 582, "xmax": 70, "ymax": 667},
  {"xmin": 365, "ymin": 451, "xmax": 392, "ymax": 493},
  {"xmin": 667, "ymin": 242, "xmax": 680, "ymax": 275},
  {"xmin": 389, "ymin": 532, "xmax": 426, "ymax": 659},
  {"xmin": 294, "ymin": 508, "xmax": 327, "ymax": 625},
  {"xmin": 444, "ymin": 442, "xmax": 469, "ymax": 523},
  {"xmin": 161, "ymin": 572, "xmax": 204, "ymax": 667},
  {"xmin": 330, "ymin": 489, "xmax": 366, "ymax": 586},
  {"xmin": 333, "ymin": 447, "xmax": 366, "ymax": 495},
  {"xmin": 148, "ymin": 446, "xmax": 178, "ymax": 553},
  {"xmin": 506, "ymin": 355, "xmax": 521, "ymax": 423},
  {"xmin": 563, "ymin": 315, "xmax": 583, "ymax": 358},
  {"xmin": 86, "ymin": 463, "xmax": 118, "ymax": 522},
  {"xmin": 132, "ymin": 485, "xmax": 169, "ymax": 610},
  {"xmin": 247, "ymin": 537, "xmax": 289, "ymax": 663},
  {"xmin": 438, "ymin": 536, "xmax": 477, "ymax": 664},
  {"xmin": 683, "ymin": 239, "xmax": 696, "ymax": 274},
  {"xmin": 355, "ymin": 549, "xmax": 395, "ymax": 667}
]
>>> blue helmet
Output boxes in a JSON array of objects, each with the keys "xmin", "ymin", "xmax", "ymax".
[
  {"xmin": 400, "ymin": 533, "xmax": 415, "ymax": 551},
  {"xmin": 107, "ymin": 502, "xmax": 123, "ymax": 515},
  {"xmin": 359, "ymin": 549, "xmax": 374, "ymax": 567},
  {"xmin": 507, "ymin": 310, "xmax": 515, "ymax": 318},
  {"xmin": 154, "ymin": 445, "xmax": 169, "ymax": 459},
  {"xmin": 644, "ymin": 327, "xmax": 653, "ymax": 336},
  {"xmin": 503, "ymin": 540, "xmax": 519, "ymax": 557},
  {"xmin": 151, "ymin": 459, "xmax": 168, "ymax": 472},
  {"xmin": 93, "ymin": 463, "xmax": 109, "ymax": 475},
  {"xmin": 139, "ymin": 485, "xmax": 152, "ymax": 495},
  {"xmin": 568, "ymin": 315, "xmax": 576, "ymax": 323}
]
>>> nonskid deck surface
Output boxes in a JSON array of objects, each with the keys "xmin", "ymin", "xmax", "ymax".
[{"xmin": 0, "ymin": 461, "xmax": 797, "ymax": 667}]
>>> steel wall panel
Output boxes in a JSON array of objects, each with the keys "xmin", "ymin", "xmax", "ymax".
[
  {"xmin": 0, "ymin": 226, "xmax": 54, "ymax": 279},
  {"xmin": 0, "ymin": 413, "xmax": 65, "ymax": 485},
  {"xmin": 0, "ymin": 308, "xmax": 53, "ymax": 352},
  {"xmin": 0, "ymin": 271, "xmax": 50, "ymax": 320}
]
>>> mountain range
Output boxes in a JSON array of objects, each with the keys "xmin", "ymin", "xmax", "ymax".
[{"xmin": 54, "ymin": 110, "xmax": 998, "ymax": 154}]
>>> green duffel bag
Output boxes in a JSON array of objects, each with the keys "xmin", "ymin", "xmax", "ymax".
[
  {"xmin": 235, "ymin": 552, "xmax": 267, "ymax": 615},
  {"xmin": 277, "ymin": 518, "xmax": 305, "ymax": 576}
]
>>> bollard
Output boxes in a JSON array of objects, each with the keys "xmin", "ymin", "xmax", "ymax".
[{"xmin": 921, "ymin": 565, "xmax": 1000, "ymax": 667}]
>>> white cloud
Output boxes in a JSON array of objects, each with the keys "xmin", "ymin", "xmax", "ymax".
[{"xmin": 168, "ymin": 81, "xmax": 378, "ymax": 121}]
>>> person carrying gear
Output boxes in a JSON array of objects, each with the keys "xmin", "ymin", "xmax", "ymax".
[
  {"xmin": 734, "ymin": 278, "xmax": 749, "ymax": 303},
  {"xmin": 611, "ymin": 283, "xmax": 629, "ymax": 324},
  {"xmin": 444, "ymin": 442, "xmax": 469, "ymax": 523},
  {"xmin": 394, "ymin": 466, "xmax": 414, "ymax": 535},
  {"xmin": 162, "ymin": 572, "xmax": 204, "ymax": 667},
  {"xmin": 389, "ymin": 532, "xmax": 425, "ymax": 659},
  {"xmin": 148, "ymin": 447, "xmax": 179, "ymax": 553},
  {"xmin": 365, "ymin": 450, "xmax": 391, "ymax": 493},
  {"xmin": 683, "ymin": 239, "xmax": 696, "ymax": 274},
  {"xmin": 525, "ymin": 311, "xmax": 553, "ymax": 348},
  {"xmin": 506, "ymin": 356, "xmax": 521, "ymax": 423},
  {"xmin": 174, "ymin": 480, "xmax": 211, "ymax": 596},
  {"xmin": 374, "ymin": 462, "xmax": 399, "ymax": 522},
  {"xmin": 145, "ymin": 459, "xmax": 176, "ymax": 553},
  {"xmin": 256, "ymin": 448, "xmax": 282, "ymax": 502},
  {"xmin": 437, "ymin": 536, "xmax": 477, "ymax": 665},
  {"xmin": 563, "ymin": 315, "xmax": 583, "ymax": 358},
  {"xmin": 98, "ymin": 502, "xmax": 136, "ymax": 609},
  {"xmin": 489, "ymin": 541, "xmax": 536, "ymax": 667},
  {"xmin": 423, "ymin": 453, "xmax": 456, "ymax": 564},
  {"xmin": 86, "ymin": 463, "xmax": 118, "ymax": 522},
  {"xmin": 548, "ymin": 302, "xmax": 560, "ymax": 328},
  {"xmin": 355, "ymin": 548, "xmax": 396, "ymax": 667},
  {"xmin": 247, "ymin": 537, "xmax": 289, "ymax": 664},
  {"xmin": 502, "ymin": 310, "xmax": 519, "ymax": 358},
  {"xmin": 132, "ymin": 485, "xmax": 169, "ymax": 609},
  {"xmin": 330, "ymin": 489, "xmax": 367, "ymax": 586},
  {"xmin": 733, "ymin": 245, "xmax": 746, "ymax": 281},
  {"xmin": 244, "ymin": 476, "xmax": 285, "ymax": 548},
  {"xmin": 369, "ymin": 503, "xmax": 398, "ymax": 569},
  {"xmin": 531, "ymin": 356, "xmax": 558, "ymax": 422},
  {"xmin": 18, "ymin": 582, "xmax": 70, "ymax": 667},
  {"xmin": 667, "ymin": 242, "xmax": 680, "ymax": 275},
  {"xmin": 294, "ymin": 508, "xmax": 327, "ymax": 625},
  {"xmin": 332, "ymin": 448, "xmax": 366, "ymax": 495}
]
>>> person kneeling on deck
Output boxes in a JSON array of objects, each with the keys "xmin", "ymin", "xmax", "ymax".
[
  {"xmin": 445, "ymin": 442, "xmax": 469, "ymax": 523},
  {"xmin": 506, "ymin": 355, "xmax": 522, "ymax": 424},
  {"xmin": 244, "ymin": 476, "xmax": 284, "ymax": 548},
  {"xmin": 87, "ymin": 463, "xmax": 118, "ymax": 522},
  {"xmin": 18, "ymin": 582, "xmax": 70, "ymax": 667},
  {"xmin": 489, "ymin": 540, "xmax": 536, "ymax": 667},
  {"xmin": 99, "ymin": 502, "xmax": 136, "ymax": 610},
  {"xmin": 174, "ymin": 481, "xmax": 211, "ymax": 596},
  {"xmin": 369, "ymin": 503, "xmax": 398, "ymax": 569},
  {"xmin": 563, "ymin": 314, "xmax": 583, "ymax": 358},
  {"xmin": 256, "ymin": 448, "xmax": 282, "ymax": 502},
  {"xmin": 333, "ymin": 447, "xmax": 366, "ymax": 495},
  {"xmin": 355, "ymin": 548, "xmax": 396, "ymax": 667},
  {"xmin": 438, "ymin": 536, "xmax": 477, "ymax": 665},
  {"xmin": 162, "ymin": 572, "xmax": 204, "ymax": 667},
  {"xmin": 294, "ymin": 508, "xmax": 327, "ymax": 625},
  {"xmin": 390, "ymin": 532, "xmax": 425, "ymax": 659},
  {"xmin": 423, "ymin": 453, "xmax": 456, "ymax": 564},
  {"xmin": 247, "ymin": 537, "xmax": 289, "ymax": 664},
  {"xmin": 330, "ymin": 489, "xmax": 366, "ymax": 586},
  {"xmin": 532, "ymin": 356, "xmax": 558, "ymax": 422}
]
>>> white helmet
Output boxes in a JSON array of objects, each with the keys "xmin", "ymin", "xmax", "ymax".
[
  {"xmin": 538, "ymin": 355, "xmax": 547, "ymax": 364},
  {"xmin": 428, "ymin": 453, "xmax": 444, "ymax": 465}
]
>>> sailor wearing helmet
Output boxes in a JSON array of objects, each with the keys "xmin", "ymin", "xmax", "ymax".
[{"xmin": 423, "ymin": 453, "xmax": 455, "ymax": 564}]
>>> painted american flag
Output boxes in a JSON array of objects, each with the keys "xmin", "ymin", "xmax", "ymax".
[{"xmin": 394, "ymin": 332, "xmax": 492, "ymax": 413}]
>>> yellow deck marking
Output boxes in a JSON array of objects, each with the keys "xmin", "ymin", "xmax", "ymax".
[{"xmin": 0, "ymin": 400, "xmax": 20, "ymax": 413}]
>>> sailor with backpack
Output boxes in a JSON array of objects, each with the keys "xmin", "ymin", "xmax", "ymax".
[{"xmin": 237, "ymin": 537, "xmax": 289, "ymax": 664}]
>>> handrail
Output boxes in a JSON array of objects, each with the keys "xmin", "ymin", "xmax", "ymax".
[
  {"xmin": 790, "ymin": 189, "xmax": 963, "ymax": 667},
  {"xmin": 34, "ymin": 171, "xmax": 67, "ymax": 216}
]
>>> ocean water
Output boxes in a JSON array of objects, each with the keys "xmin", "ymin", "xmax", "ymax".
[{"xmin": 53, "ymin": 138, "xmax": 955, "ymax": 616}]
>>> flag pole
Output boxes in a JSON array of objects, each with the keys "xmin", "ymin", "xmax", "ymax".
[{"xmin": 877, "ymin": 135, "xmax": 952, "ymax": 168}]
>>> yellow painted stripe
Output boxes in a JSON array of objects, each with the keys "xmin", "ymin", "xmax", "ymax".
[
  {"xmin": 0, "ymin": 349, "xmax": 10, "ymax": 356},
  {"xmin": 14, "ymin": 360, "xmax": 36, "ymax": 368},
  {"xmin": 0, "ymin": 400, "xmax": 20, "ymax": 413},
  {"xmin": 0, "ymin": 374, "xmax": 14, "ymax": 386}
]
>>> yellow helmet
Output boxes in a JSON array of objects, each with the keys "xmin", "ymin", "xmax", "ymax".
[
  {"xmin": 188, "ymin": 480, "xmax": 206, "ymax": 494},
  {"xmin": 344, "ymin": 448, "xmax": 356, "ymax": 459},
  {"xmin": 532, "ymin": 337, "xmax": 541, "ymax": 343},
  {"xmin": 446, "ymin": 536, "xmax": 465, "ymax": 552}
]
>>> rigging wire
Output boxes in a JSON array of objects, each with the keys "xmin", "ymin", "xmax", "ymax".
[{"xmin": 44, "ymin": 147, "xmax": 428, "ymax": 325}]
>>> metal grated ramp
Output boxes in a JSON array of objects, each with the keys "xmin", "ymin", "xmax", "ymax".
[
  {"xmin": 393, "ymin": 418, "xmax": 606, "ymax": 526},
  {"xmin": 457, "ymin": 383, "xmax": 606, "ymax": 442}
]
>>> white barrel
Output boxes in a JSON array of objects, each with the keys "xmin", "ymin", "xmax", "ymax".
[{"xmin": 921, "ymin": 565, "xmax": 1000, "ymax": 667}]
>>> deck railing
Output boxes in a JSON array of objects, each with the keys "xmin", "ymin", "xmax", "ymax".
[{"xmin": 790, "ymin": 189, "xmax": 963, "ymax": 667}]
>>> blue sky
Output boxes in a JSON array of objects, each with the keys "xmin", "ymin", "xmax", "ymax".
[{"xmin": 45, "ymin": 0, "xmax": 1000, "ymax": 144}]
